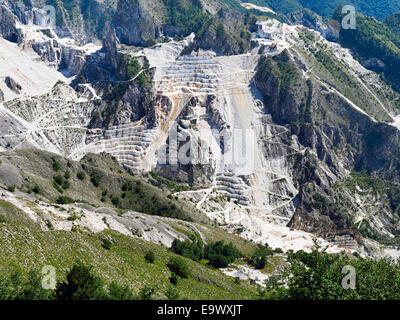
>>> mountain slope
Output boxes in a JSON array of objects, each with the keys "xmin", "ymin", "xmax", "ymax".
[
  {"xmin": 4, "ymin": 0, "xmax": 255, "ymax": 55},
  {"xmin": 331, "ymin": 8, "xmax": 400, "ymax": 92},
  {"xmin": 0, "ymin": 215, "xmax": 258, "ymax": 299},
  {"xmin": 242, "ymin": 0, "xmax": 400, "ymax": 19},
  {"xmin": 2, "ymin": 0, "xmax": 400, "ymax": 265}
]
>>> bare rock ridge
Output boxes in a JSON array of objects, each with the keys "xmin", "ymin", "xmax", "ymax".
[
  {"xmin": 103, "ymin": 22, "xmax": 120, "ymax": 70},
  {"xmin": 0, "ymin": 5, "xmax": 22, "ymax": 43},
  {"xmin": 113, "ymin": 0, "xmax": 160, "ymax": 46}
]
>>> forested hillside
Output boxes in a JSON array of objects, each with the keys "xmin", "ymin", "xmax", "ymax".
[
  {"xmin": 242, "ymin": 0, "xmax": 400, "ymax": 19},
  {"xmin": 332, "ymin": 8, "xmax": 400, "ymax": 91}
]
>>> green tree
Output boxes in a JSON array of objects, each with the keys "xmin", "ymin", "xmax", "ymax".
[
  {"xmin": 171, "ymin": 239, "xmax": 204, "ymax": 261},
  {"xmin": 55, "ymin": 261, "xmax": 106, "ymax": 300},
  {"xmin": 138, "ymin": 285, "xmax": 155, "ymax": 300},
  {"xmin": 166, "ymin": 285, "xmax": 179, "ymax": 300},
  {"xmin": 52, "ymin": 159, "xmax": 61, "ymax": 171},
  {"xmin": 167, "ymin": 257, "xmax": 190, "ymax": 279},
  {"xmin": 77, "ymin": 171, "xmax": 86, "ymax": 180},
  {"xmin": 249, "ymin": 244, "xmax": 274, "ymax": 269},
  {"xmin": 261, "ymin": 242, "xmax": 400, "ymax": 300},
  {"xmin": 102, "ymin": 239, "xmax": 113, "ymax": 250},
  {"xmin": 169, "ymin": 273, "xmax": 179, "ymax": 285},
  {"xmin": 107, "ymin": 281, "xmax": 135, "ymax": 300},
  {"xmin": 145, "ymin": 251, "xmax": 155, "ymax": 264},
  {"xmin": 90, "ymin": 173, "xmax": 102, "ymax": 188},
  {"xmin": 0, "ymin": 270, "xmax": 51, "ymax": 300},
  {"xmin": 32, "ymin": 185, "xmax": 41, "ymax": 194},
  {"xmin": 204, "ymin": 241, "xmax": 243, "ymax": 268}
]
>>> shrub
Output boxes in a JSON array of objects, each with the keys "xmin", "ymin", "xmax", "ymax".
[
  {"xmin": 52, "ymin": 159, "xmax": 61, "ymax": 171},
  {"xmin": 250, "ymin": 255, "xmax": 267, "ymax": 270},
  {"xmin": 53, "ymin": 175, "xmax": 63, "ymax": 186},
  {"xmin": 77, "ymin": 171, "xmax": 86, "ymax": 181},
  {"xmin": 46, "ymin": 219, "xmax": 54, "ymax": 230},
  {"xmin": 122, "ymin": 182, "xmax": 133, "ymax": 192},
  {"xmin": 90, "ymin": 173, "xmax": 101, "ymax": 188},
  {"xmin": 249, "ymin": 244, "xmax": 274, "ymax": 269},
  {"xmin": 204, "ymin": 241, "xmax": 243, "ymax": 269},
  {"xmin": 260, "ymin": 242, "xmax": 400, "ymax": 300},
  {"xmin": 53, "ymin": 183, "xmax": 64, "ymax": 194},
  {"xmin": 102, "ymin": 239, "xmax": 113, "ymax": 250},
  {"xmin": 107, "ymin": 281, "xmax": 135, "ymax": 300},
  {"xmin": 53, "ymin": 174, "xmax": 70, "ymax": 190},
  {"xmin": 57, "ymin": 196, "xmax": 74, "ymax": 205},
  {"xmin": 111, "ymin": 196, "xmax": 120, "ymax": 207},
  {"xmin": 206, "ymin": 254, "xmax": 230, "ymax": 269},
  {"xmin": 7, "ymin": 186, "xmax": 15, "ymax": 192},
  {"xmin": 0, "ymin": 269, "xmax": 51, "ymax": 300},
  {"xmin": 102, "ymin": 217, "xmax": 110, "ymax": 228},
  {"xmin": 170, "ymin": 239, "xmax": 242, "ymax": 269},
  {"xmin": 32, "ymin": 185, "xmax": 41, "ymax": 194},
  {"xmin": 55, "ymin": 261, "xmax": 106, "ymax": 300},
  {"xmin": 138, "ymin": 285, "xmax": 155, "ymax": 300},
  {"xmin": 167, "ymin": 257, "xmax": 190, "ymax": 279},
  {"xmin": 169, "ymin": 273, "xmax": 179, "ymax": 285},
  {"xmin": 171, "ymin": 239, "xmax": 204, "ymax": 262},
  {"xmin": 145, "ymin": 251, "xmax": 155, "ymax": 264},
  {"xmin": 67, "ymin": 212, "xmax": 78, "ymax": 221},
  {"xmin": 166, "ymin": 285, "xmax": 179, "ymax": 300},
  {"xmin": 62, "ymin": 180, "xmax": 70, "ymax": 190}
]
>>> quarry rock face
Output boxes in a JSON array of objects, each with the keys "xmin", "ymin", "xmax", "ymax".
[
  {"xmin": 1, "ymin": 3, "xmax": 400, "ymax": 256},
  {"xmin": 0, "ymin": 5, "xmax": 22, "ymax": 43},
  {"xmin": 113, "ymin": 0, "xmax": 159, "ymax": 47},
  {"xmin": 289, "ymin": 10, "xmax": 340, "ymax": 42},
  {"xmin": 103, "ymin": 23, "xmax": 120, "ymax": 70}
]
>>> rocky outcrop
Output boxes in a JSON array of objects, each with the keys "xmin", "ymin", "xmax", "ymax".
[
  {"xmin": 59, "ymin": 45, "xmax": 87, "ymax": 76},
  {"xmin": 4, "ymin": 0, "xmax": 252, "ymax": 57},
  {"xmin": 363, "ymin": 58, "xmax": 386, "ymax": 72},
  {"xmin": 2, "ymin": 0, "xmax": 400, "ymax": 252},
  {"xmin": 289, "ymin": 9, "xmax": 339, "ymax": 42},
  {"xmin": 183, "ymin": 8, "xmax": 252, "ymax": 56},
  {"xmin": 28, "ymin": 38, "xmax": 87, "ymax": 76},
  {"xmin": 103, "ymin": 23, "xmax": 120, "ymax": 71},
  {"xmin": 255, "ymin": 46, "xmax": 400, "ymax": 243},
  {"xmin": 0, "ymin": 5, "xmax": 22, "ymax": 42},
  {"xmin": 1, "ymin": 0, "xmax": 33, "ymax": 24},
  {"xmin": 87, "ymin": 69, "xmax": 154, "ymax": 130},
  {"xmin": 113, "ymin": 0, "xmax": 159, "ymax": 47},
  {"xmin": 255, "ymin": 50, "xmax": 310, "ymax": 125},
  {"xmin": 5, "ymin": 76, "xmax": 22, "ymax": 94}
]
